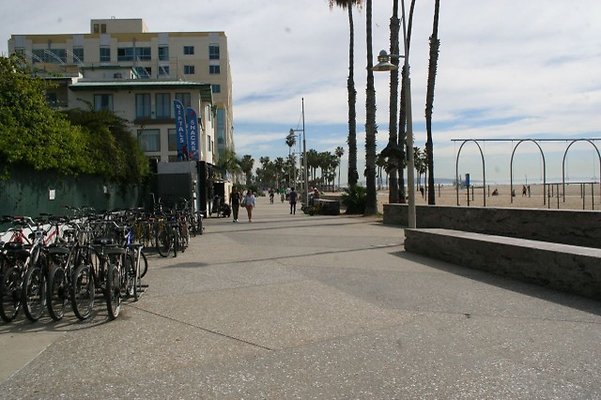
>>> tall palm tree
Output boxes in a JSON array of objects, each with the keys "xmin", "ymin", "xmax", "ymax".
[
  {"xmin": 364, "ymin": 0, "xmax": 378, "ymax": 215},
  {"xmin": 425, "ymin": 0, "xmax": 440, "ymax": 205},
  {"xmin": 397, "ymin": 0, "xmax": 417, "ymax": 204},
  {"xmin": 239, "ymin": 154, "xmax": 254, "ymax": 185},
  {"xmin": 335, "ymin": 146, "xmax": 344, "ymax": 189},
  {"xmin": 329, "ymin": 0, "xmax": 362, "ymax": 190},
  {"xmin": 285, "ymin": 133, "xmax": 296, "ymax": 186},
  {"xmin": 384, "ymin": 0, "xmax": 400, "ymax": 203}
]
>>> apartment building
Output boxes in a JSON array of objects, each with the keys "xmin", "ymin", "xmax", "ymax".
[{"xmin": 8, "ymin": 18, "xmax": 234, "ymax": 164}]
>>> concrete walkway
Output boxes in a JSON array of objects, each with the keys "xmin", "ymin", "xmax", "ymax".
[{"xmin": 1, "ymin": 196, "xmax": 600, "ymax": 399}]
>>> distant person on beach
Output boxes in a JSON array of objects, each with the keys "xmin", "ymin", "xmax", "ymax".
[
  {"xmin": 492, "ymin": 188, "xmax": 499, "ymax": 196},
  {"xmin": 419, "ymin": 186, "xmax": 425, "ymax": 197},
  {"xmin": 522, "ymin": 185, "xmax": 527, "ymax": 196}
]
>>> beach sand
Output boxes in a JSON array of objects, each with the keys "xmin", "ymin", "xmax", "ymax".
[{"xmin": 375, "ymin": 183, "xmax": 601, "ymax": 213}]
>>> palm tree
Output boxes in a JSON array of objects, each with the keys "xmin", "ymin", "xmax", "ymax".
[
  {"xmin": 384, "ymin": 0, "xmax": 400, "ymax": 203},
  {"xmin": 239, "ymin": 154, "xmax": 254, "ymax": 185},
  {"xmin": 397, "ymin": 0, "xmax": 417, "ymax": 204},
  {"xmin": 335, "ymin": 146, "xmax": 344, "ymax": 189},
  {"xmin": 364, "ymin": 0, "xmax": 378, "ymax": 215},
  {"xmin": 425, "ymin": 0, "xmax": 440, "ymax": 205},
  {"xmin": 413, "ymin": 147, "xmax": 427, "ymax": 190},
  {"xmin": 215, "ymin": 148, "xmax": 241, "ymax": 181},
  {"xmin": 285, "ymin": 132, "xmax": 296, "ymax": 186},
  {"xmin": 329, "ymin": 0, "xmax": 362, "ymax": 190}
]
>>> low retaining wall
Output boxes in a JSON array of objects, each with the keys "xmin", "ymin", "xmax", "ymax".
[
  {"xmin": 384, "ymin": 203, "xmax": 601, "ymax": 248},
  {"xmin": 405, "ymin": 228, "xmax": 601, "ymax": 301}
]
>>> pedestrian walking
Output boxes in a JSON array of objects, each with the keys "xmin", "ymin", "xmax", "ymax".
[
  {"xmin": 289, "ymin": 187, "xmax": 298, "ymax": 215},
  {"xmin": 230, "ymin": 187, "xmax": 241, "ymax": 222},
  {"xmin": 243, "ymin": 189, "xmax": 256, "ymax": 222}
]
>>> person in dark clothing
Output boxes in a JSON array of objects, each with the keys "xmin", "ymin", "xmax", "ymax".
[
  {"xmin": 230, "ymin": 188, "xmax": 241, "ymax": 222},
  {"xmin": 289, "ymin": 187, "xmax": 298, "ymax": 215}
]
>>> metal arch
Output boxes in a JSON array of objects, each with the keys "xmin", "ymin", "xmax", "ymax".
[
  {"xmin": 43, "ymin": 49, "xmax": 66, "ymax": 65},
  {"xmin": 455, "ymin": 139, "xmax": 486, "ymax": 206},
  {"xmin": 561, "ymin": 139, "xmax": 601, "ymax": 202},
  {"xmin": 509, "ymin": 139, "xmax": 547, "ymax": 205}
]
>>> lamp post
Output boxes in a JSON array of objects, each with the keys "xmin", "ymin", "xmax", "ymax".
[
  {"xmin": 290, "ymin": 98, "xmax": 308, "ymax": 205},
  {"xmin": 372, "ymin": 1, "xmax": 416, "ymax": 228}
]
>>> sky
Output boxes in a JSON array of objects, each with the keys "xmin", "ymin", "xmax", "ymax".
[{"xmin": 1, "ymin": 0, "xmax": 601, "ymax": 185}]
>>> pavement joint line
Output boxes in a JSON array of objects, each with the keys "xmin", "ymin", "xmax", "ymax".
[
  {"xmin": 128, "ymin": 304, "xmax": 274, "ymax": 351},
  {"xmin": 189, "ymin": 242, "xmax": 405, "ymax": 268}
]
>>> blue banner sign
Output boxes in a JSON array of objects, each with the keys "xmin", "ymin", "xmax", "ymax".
[
  {"xmin": 186, "ymin": 108, "xmax": 199, "ymax": 161},
  {"xmin": 174, "ymin": 100, "xmax": 188, "ymax": 160}
]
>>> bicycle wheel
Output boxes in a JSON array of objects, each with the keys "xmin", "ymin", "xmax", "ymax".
[
  {"xmin": 22, "ymin": 265, "xmax": 46, "ymax": 322},
  {"xmin": 46, "ymin": 266, "xmax": 67, "ymax": 321},
  {"xmin": 123, "ymin": 253, "xmax": 136, "ymax": 299},
  {"xmin": 197, "ymin": 214, "xmax": 204, "ymax": 235},
  {"xmin": 156, "ymin": 227, "xmax": 170, "ymax": 258},
  {"xmin": 0, "ymin": 266, "xmax": 22, "ymax": 322},
  {"xmin": 172, "ymin": 230, "xmax": 179, "ymax": 258},
  {"xmin": 105, "ymin": 262, "xmax": 121, "ymax": 320},
  {"xmin": 71, "ymin": 264, "xmax": 95, "ymax": 320},
  {"xmin": 139, "ymin": 250, "xmax": 148, "ymax": 278}
]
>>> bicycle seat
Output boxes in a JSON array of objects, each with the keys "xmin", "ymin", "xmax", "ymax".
[
  {"xmin": 48, "ymin": 245, "xmax": 70, "ymax": 255},
  {"xmin": 104, "ymin": 247, "xmax": 126, "ymax": 256},
  {"xmin": 93, "ymin": 237, "xmax": 114, "ymax": 246},
  {"xmin": 3, "ymin": 242, "xmax": 23, "ymax": 251}
]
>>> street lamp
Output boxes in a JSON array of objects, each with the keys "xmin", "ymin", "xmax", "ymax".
[
  {"xmin": 290, "ymin": 98, "xmax": 308, "ymax": 205},
  {"xmin": 372, "ymin": 1, "xmax": 416, "ymax": 228}
]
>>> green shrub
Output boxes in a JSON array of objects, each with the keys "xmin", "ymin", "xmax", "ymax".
[{"xmin": 341, "ymin": 186, "xmax": 366, "ymax": 214}]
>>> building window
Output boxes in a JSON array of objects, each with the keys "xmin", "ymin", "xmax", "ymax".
[
  {"xmin": 168, "ymin": 128, "xmax": 177, "ymax": 151},
  {"xmin": 101, "ymin": 24, "xmax": 107, "ymax": 34},
  {"xmin": 117, "ymin": 47, "xmax": 133, "ymax": 61},
  {"xmin": 156, "ymin": 93, "xmax": 171, "ymax": 118},
  {"xmin": 211, "ymin": 84, "xmax": 221, "ymax": 94},
  {"xmin": 93, "ymin": 24, "xmax": 99, "ymax": 34},
  {"xmin": 94, "ymin": 94, "xmax": 113, "ymax": 111},
  {"xmin": 133, "ymin": 66, "xmax": 152, "ymax": 78},
  {"xmin": 158, "ymin": 65, "xmax": 170, "ymax": 77},
  {"xmin": 118, "ymin": 47, "xmax": 151, "ymax": 62},
  {"xmin": 184, "ymin": 46, "xmax": 194, "ymax": 55},
  {"xmin": 209, "ymin": 44, "xmax": 220, "ymax": 60},
  {"xmin": 184, "ymin": 65, "xmax": 195, "ymax": 74},
  {"xmin": 209, "ymin": 65, "xmax": 220, "ymax": 74},
  {"xmin": 72, "ymin": 47, "xmax": 84, "ymax": 64},
  {"xmin": 175, "ymin": 93, "xmax": 191, "ymax": 108},
  {"xmin": 32, "ymin": 48, "xmax": 67, "ymax": 64},
  {"xmin": 158, "ymin": 46, "xmax": 169, "ymax": 61},
  {"xmin": 138, "ymin": 129, "xmax": 161, "ymax": 152},
  {"xmin": 135, "ymin": 94, "xmax": 151, "ymax": 118},
  {"xmin": 99, "ymin": 47, "xmax": 110, "ymax": 62}
]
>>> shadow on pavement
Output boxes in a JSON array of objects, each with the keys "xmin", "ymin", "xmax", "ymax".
[{"xmin": 393, "ymin": 250, "xmax": 601, "ymax": 317}]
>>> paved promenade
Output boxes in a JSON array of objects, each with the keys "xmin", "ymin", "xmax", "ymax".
[{"xmin": 1, "ymin": 196, "xmax": 600, "ymax": 399}]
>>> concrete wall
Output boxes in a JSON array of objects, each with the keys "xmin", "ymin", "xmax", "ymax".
[
  {"xmin": 405, "ymin": 228, "xmax": 601, "ymax": 301},
  {"xmin": 384, "ymin": 203, "xmax": 601, "ymax": 248}
]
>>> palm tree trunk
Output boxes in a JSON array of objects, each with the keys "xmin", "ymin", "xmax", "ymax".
[
  {"xmin": 425, "ymin": 0, "xmax": 440, "ymax": 205},
  {"xmin": 364, "ymin": 0, "xmax": 378, "ymax": 215},
  {"xmin": 397, "ymin": 0, "xmax": 416, "ymax": 204},
  {"xmin": 387, "ymin": 0, "xmax": 400, "ymax": 203},
  {"xmin": 347, "ymin": 5, "xmax": 359, "ymax": 190}
]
